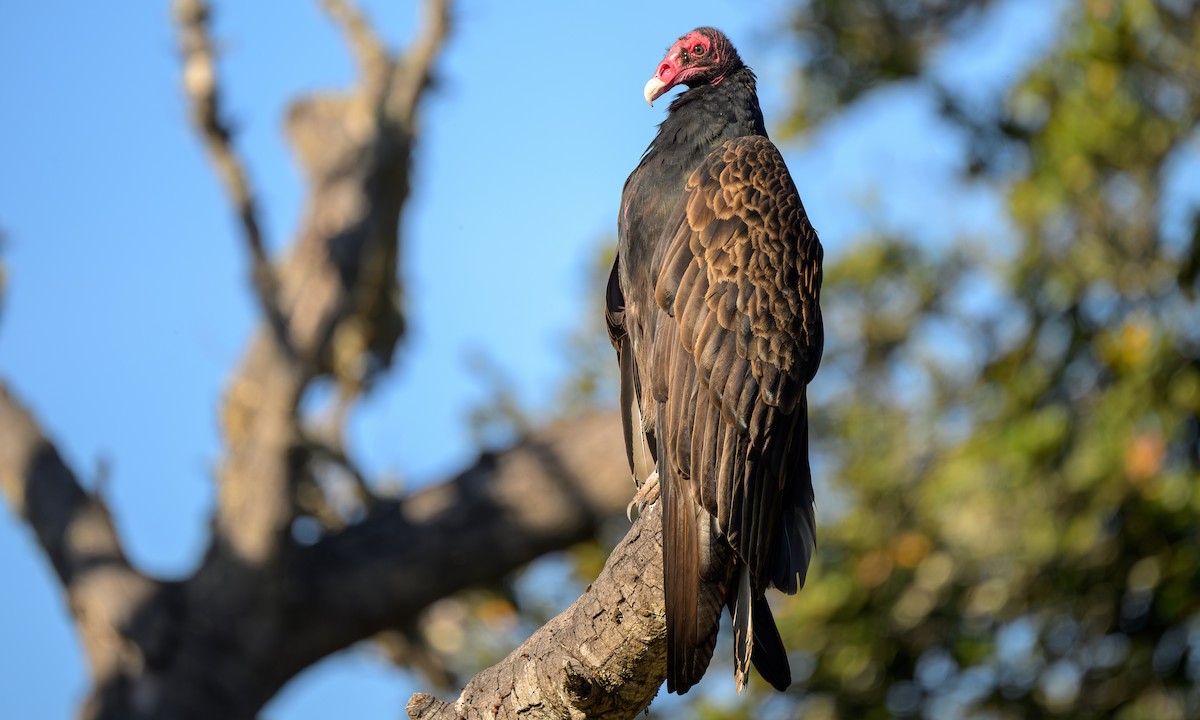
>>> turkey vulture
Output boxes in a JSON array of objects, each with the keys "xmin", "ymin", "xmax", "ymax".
[{"xmin": 606, "ymin": 27, "xmax": 823, "ymax": 695}]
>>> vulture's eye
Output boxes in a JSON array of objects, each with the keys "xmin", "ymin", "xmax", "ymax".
[{"xmin": 693, "ymin": 44, "xmax": 706, "ymax": 56}]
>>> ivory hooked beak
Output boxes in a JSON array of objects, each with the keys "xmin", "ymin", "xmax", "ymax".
[{"xmin": 644, "ymin": 76, "xmax": 668, "ymax": 106}]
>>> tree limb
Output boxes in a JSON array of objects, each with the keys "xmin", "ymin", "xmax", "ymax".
[
  {"xmin": 131, "ymin": 411, "xmax": 632, "ymax": 718},
  {"xmin": 321, "ymin": 0, "xmax": 390, "ymax": 98},
  {"xmin": 177, "ymin": 0, "xmax": 452, "ymax": 567},
  {"xmin": 406, "ymin": 504, "xmax": 668, "ymax": 720},
  {"xmin": 174, "ymin": 0, "xmax": 291, "ymax": 354},
  {"xmin": 0, "ymin": 384, "xmax": 168, "ymax": 700},
  {"xmin": 176, "ymin": 0, "xmax": 306, "ymax": 569},
  {"xmin": 0, "ymin": 385, "xmax": 631, "ymax": 718},
  {"xmin": 389, "ymin": 0, "xmax": 451, "ymax": 123},
  {"xmin": 299, "ymin": 412, "xmax": 633, "ymax": 634}
]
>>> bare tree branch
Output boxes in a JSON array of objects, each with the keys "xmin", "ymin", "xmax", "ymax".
[
  {"xmin": 302, "ymin": 433, "xmax": 375, "ymax": 516},
  {"xmin": 407, "ymin": 504, "xmax": 668, "ymax": 720},
  {"xmin": 388, "ymin": 0, "xmax": 451, "ymax": 123},
  {"xmin": 174, "ymin": 0, "xmax": 292, "ymax": 354},
  {"xmin": 300, "ymin": 412, "xmax": 632, "ymax": 633},
  {"xmin": 180, "ymin": 0, "xmax": 451, "ymax": 567},
  {"xmin": 0, "ymin": 384, "xmax": 168, "ymax": 700},
  {"xmin": 302, "ymin": 383, "xmax": 375, "ymax": 522},
  {"xmin": 321, "ymin": 0, "xmax": 390, "ymax": 98},
  {"xmin": 0, "ymin": 379, "xmax": 629, "ymax": 717},
  {"xmin": 143, "ymin": 412, "xmax": 630, "ymax": 719},
  {"xmin": 377, "ymin": 626, "xmax": 459, "ymax": 691}
]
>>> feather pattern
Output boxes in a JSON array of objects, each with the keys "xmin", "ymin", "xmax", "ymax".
[{"xmin": 606, "ymin": 27, "xmax": 823, "ymax": 695}]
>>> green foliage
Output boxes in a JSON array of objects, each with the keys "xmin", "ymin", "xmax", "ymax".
[
  {"xmin": 750, "ymin": 0, "xmax": 1200, "ymax": 717},
  {"xmin": 783, "ymin": 0, "xmax": 993, "ymax": 133}
]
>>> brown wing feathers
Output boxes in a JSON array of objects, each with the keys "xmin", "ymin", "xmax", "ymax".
[
  {"xmin": 648, "ymin": 136, "xmax": 819, "ymax": 690},
  {"xmin": 655, "ymin": 141, "xmax": 817, "ymax": 512},
  {"xmin": 658, "ymin": 317, "xmax": 732, "ymax": 693}
]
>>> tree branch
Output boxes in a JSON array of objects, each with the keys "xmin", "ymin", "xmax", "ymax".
[
  {"xmin": 299, "ymin": 412, "xmax": 632, "ymax": 633},
  {"xmin": 137, "ymin": 411, "xmax": 633, "ymax": 718},
  {"xmin": 174, "ymin": 0, "xmax": 291, "ymax": 354},
  {"xmin": 176, "ymin": 0, "xmax": 452, "ymax": 567},
  {"xmin": 176, "ymin": 0, "xmax": 307, "ymax": 568},
  {"xmin": 406, "ymin": 504, "xmax": 668, "ymax": 720},
  {"xmin": 388, "ymin": 0, "xmax": 451, "ymax": 124},
  {"xmin": 321, "ymin": 0, "xmax": 390, "ymax": 98},
  {"xmin": 0, "ymin": 384, "xmax": 167, "ymax": 695}
]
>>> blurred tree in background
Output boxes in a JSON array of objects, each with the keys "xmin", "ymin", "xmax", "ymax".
[{"xmin": 723, "ymin": 0, "xmax": 1200, "ymax": 718}]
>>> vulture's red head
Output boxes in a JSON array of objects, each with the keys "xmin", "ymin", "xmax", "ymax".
[{"xmin": 644, "ymin": 27, "xmax": 742, "ymax": 106}]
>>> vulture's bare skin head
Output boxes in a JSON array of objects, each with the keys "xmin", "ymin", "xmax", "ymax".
[{"xmin": 644, "ymin": 27, "xmax": 742, "ymax": 106}]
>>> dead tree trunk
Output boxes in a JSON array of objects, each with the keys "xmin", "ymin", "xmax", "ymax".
[{"xmin": 0, "ymin": 1, "xmax": 643, "ymax": 717}]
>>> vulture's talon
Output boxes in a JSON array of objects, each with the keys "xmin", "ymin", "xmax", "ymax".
[{"xmin": 626, "ymin": 471, "xmax": 660, "ymax": 522}]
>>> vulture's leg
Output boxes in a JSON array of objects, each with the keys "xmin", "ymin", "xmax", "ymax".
[{"xmin": 626, "ymin": 470, "xmax": 661, "ymax": 521}]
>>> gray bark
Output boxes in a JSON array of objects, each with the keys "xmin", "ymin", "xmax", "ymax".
[{"xmin": 406, "ymin": 505, "xmax": 669, "ymax": 720}]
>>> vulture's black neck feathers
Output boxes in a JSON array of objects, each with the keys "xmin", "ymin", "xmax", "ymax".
[
  {"xmin": 640, "ymin": 66, "xmax": 766, "ymax": 180},
  {"xmin": 620, "ymin": 66, "xmax": 767, "ymax": 285}
]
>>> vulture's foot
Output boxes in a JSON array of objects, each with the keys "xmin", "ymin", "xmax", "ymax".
[{"xmin": 626, "ymin": 471, "xmax": 661, "ymax": 522}]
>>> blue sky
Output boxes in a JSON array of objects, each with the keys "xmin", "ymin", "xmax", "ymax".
[{"xmin": 0, "ymin": 0, "xmax": 1073, "ymax": 717}]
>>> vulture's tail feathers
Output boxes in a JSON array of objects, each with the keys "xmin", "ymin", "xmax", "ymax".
[
  {"xmin": 732, "ymin": 564, "xmax": 754, "ymax": 692},
  {"xmin": 729, "ymin": 566, "xmax": 792, "ymax": 692},
  {"xmin": 772, "ymin": 398, "xmax": 816, "ymax": 595}
]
